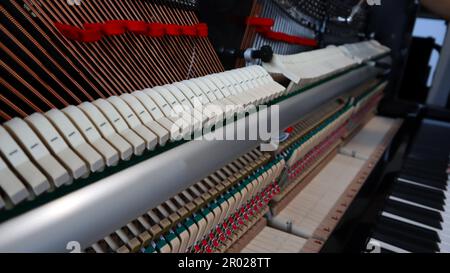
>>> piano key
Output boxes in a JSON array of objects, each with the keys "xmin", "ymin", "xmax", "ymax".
[
  {"xmin": 120, "ymin": 93, "xmax": 170, "ymax": 146},
  {"xmin": 92, "ymin": 99, "xmax": 145, "ymax": 156},
  {"xmin": 4, "ymin": 118, "xmax": 72, "ymax": 187},
  {"xmin": 25, "ymin": 113, "xmax": 89, "ymax": 179},
  {"xmin": 0, "ymin": 126, "xmax": 50, "ymax": 196},
  {"xmin": 376, "ymin": 215, "xmax": 440, "ymax": 252},
  {"xmin": 0, "ymin": 157, "xmax": 29, "ymax": 205},
  {"xmin": 77, "ymin": 102, "xmax": 133, "ymax": 161},
  {"xmin": 45, "ymin": 109, "xmax": 105, "ymax": 172},
  {"xmin": 390, "ymin": 181, "xmax": 445, "ymax": 211},
  {"xmin": 107, "ymin": 96, "xmax": 157, "ymax": 151},
  {"xmin": 392, "ymin": 210, "xmax": 450, "ymax": 251},
  {"xmin": 383, "ymin": 199, "xmax": 443, "ymax": 230},
  {"xmin": 62, "ymin": 106, "xmax": 119, "ymax": 167}
]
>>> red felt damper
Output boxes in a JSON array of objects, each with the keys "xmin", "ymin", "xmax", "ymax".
[
  {"xmin": 125, "ymin": 20, "xmax": 148, "ymax": 35},
  {"xmin": 147, "ymin": 23, "xmax": 165, "ymax": 37},
  {"xmin": 54, "ymin": 22, "xmax": 82, "ymax": 41},
  {"xmin": 196, "ymin": 23, "xmax": 208, "ymax": 37},
  {"xmin": 247, "ymin": 16, "xmax": 318, "ymax": 47},
  {"xmin": 80, "ymin": 29, "xmax": 102, "ymax": 43},
  {"xmin": 181, "ymin": 25, "xmax": 197, "ymax": 37},
  {"xmin": 165, "ymin": 24, "xmax": 182, "ymax": 36},
  {"xmin": 102, "ymin": 20, "xmax": 126, "ymax": 36}
]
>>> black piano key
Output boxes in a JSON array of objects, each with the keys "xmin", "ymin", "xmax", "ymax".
[
  {"xmin": 372, "ymin": 230, "xmax": 434, "ymax": 253},
  {"xmin": 383, "ymin": 199, "xmax": 443, "ymax": 229},
  {"xmin": 390, "ymin": 181, "xmax": 446, "ymax": 211},
  {"xmin": 401, "ymin": 164, "xmax": 448, "ymax": 183},
  {"xmin": 373, "ymin": 216, "xmax": 440, "ymax": 253},
  {"xmin": 398, "ymin": 173, "xmax": 447, "ymax": 190}
]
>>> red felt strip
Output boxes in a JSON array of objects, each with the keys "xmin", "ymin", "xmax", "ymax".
[
  {"xmin": 54, "ymin": 21, "xmax": 208, "ymax": 42},
  {"xmin": 247, "ymin": 17, "xmax": 318, "ymax": 47}
]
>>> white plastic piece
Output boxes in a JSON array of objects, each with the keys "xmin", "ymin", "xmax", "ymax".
[
  {"xmin": 62, "ymin": 106, "xmax": 119, "ymax": 167},
  {"xmin": 154, "ymin": 86, "xmax": 200, "ymax": 132},
  {"xmin": 188, "ymin": 79, "xmax": 226, "ymax": 125},
  {"xmin": 45, "ymin": 109, "xmax": 105, "ymax": 172},
  {"xmin": 0, "ymin": 157, "xmax": 29, "ymax": 205},
  {"xmin": 25, "ymin": 113, "xmax": 88, "ymax": 179},
  {"xmin": 78, "ymin": 102, "xmax": 133, "ymax": 161},
  {"xmin": 4, "ymin": 118, "xmax": 72, "ymax": 187},
  {"xmin": 243, "ymin": 67, "xmax": 274, "ymax": 103},
  {"xmin": 92, "ymin": 99, "xmax": 145, "ymax": 156},
  {"xmin": 0, "ymin": 126, "xmax": 50, "ymax": 196},
  {"xmin": 204, "ymin": 75, "xmax": 247, "ymax": 110},
  {"xmin": 232, "ymin": 69, "xmax": 274, "ymax": 102},
  {"xmin": 164, "ymin": 84, "xmax": 206, "ymax": 127},
  {"xmin": 212, "ymin": 73, "xmax": 253, "ymax": 106},
  {"xmin": 174, "ymin": 82, "xmax": 217, "ymax": 128},
  {"xmin": 146, "ymin": 88, "xmax": 192, "ymax": 138},
  {"xmin": 107, "ymin": 96, "xmax": 157, "ymax": 151},
  {"xmin": 120, "ymin": 93, "xmax": 170, "ymax": 146},
  {"xmin": 178, "ymin": 81, "xmax": 209, "ymax": 104},
  {"xmin": 255, "ymin": 65, "xmax": 285, "ymax": 93},
  {"xmin": 193, "ymin": 78, "xmax": 235, "ymax": 120},
  {"xmin": 222, "ymin": 72, "xmax": 263, "ymax": 105},
  {"xmin": 132, "ymin": 91, "xmax": 182, "ymax": 141},
  {"xmin": 246, "ymin": 66, "xmax": 282, "ymax": 99},
  {"xmin": 189, "ymin": 78, "xmax": 217, "ymax": 103}
]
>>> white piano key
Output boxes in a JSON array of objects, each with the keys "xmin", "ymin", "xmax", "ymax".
[
  {"xmin": 0, "ymin": 126, "xmax": 50, "ymax": 196},
  {"xmin": 46, "ymin": 109, "xmax": 105, "ymax": 172},
  {"xmin": 78, "ymin": 102, "xmax": 133, "ymax": 161},
  {"xmin": 107, "ymin": 96, "xmax": 158, "ymax": 151},
  {"xmin": 4, "ymin": 118, "xmax": 71, "ymax": 187},
  {"xmin": 0, "ymin": 157, "xmax": 29, "ymax": 205},
  {"xmin": 120, "ymin": 93, "xmax": 170, "ymax": 146},
  {"xmin": 25, "ymin": 113, "xmax": 88, "ymax": 179},
  {"xmin": 367, "ymin": 238, "xmax": 410, "ymax": 253},
  {"xmin": 93, "ymin": 99, "xmax": 146, "ymax": 156}
]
